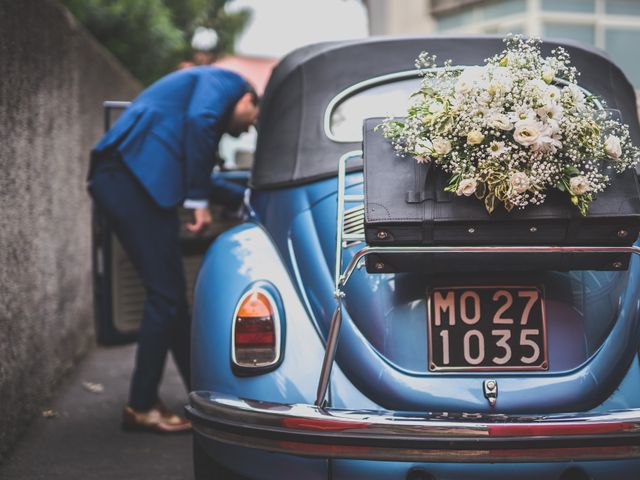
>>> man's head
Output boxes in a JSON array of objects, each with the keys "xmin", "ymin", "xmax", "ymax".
[{"xmin": 226, "ymin": 85, "xmax": 259, "ymax": 137}]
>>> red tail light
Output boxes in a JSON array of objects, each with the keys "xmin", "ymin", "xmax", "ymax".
[{"xmin": 232, "ymin": 289, "xmax": 281, "ymax": 370}]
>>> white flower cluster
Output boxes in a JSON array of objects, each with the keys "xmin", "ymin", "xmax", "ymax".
[{"xmin": 381, "ymin": 35, "xmax": 640, "ymax": 215}]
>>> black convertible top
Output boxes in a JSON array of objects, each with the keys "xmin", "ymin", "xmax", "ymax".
[{"xmin": 252, "ymin": 36, "xmax": 639, "ymax": 190}]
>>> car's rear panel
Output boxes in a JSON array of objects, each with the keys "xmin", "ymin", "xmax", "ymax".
[{"xmin": 260, "ymin": 175, "xmax": 640, "ymax": 414}]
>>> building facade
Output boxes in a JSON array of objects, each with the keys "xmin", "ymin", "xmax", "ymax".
[{"xmin": 366, "ymin": 0, "xmax": 640, "ymax": 89}]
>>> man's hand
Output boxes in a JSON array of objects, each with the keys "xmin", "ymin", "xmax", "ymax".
[{"xmin": 185, "ymin": 207, "xmax": 212, "ymax": 234}]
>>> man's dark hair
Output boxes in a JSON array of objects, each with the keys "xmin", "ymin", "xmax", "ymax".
[{"xmin": 245, "ymin": 84, "xmax": 260, "ymax": 107}]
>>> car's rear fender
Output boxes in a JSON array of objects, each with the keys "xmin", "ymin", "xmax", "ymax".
[
  {"xmin": 192, "ymin": 222, "xmax": 323, "ymax": 403},
  {"xmin": 192, "ymin": 221, "xmax": 375, "ymax": 409}
]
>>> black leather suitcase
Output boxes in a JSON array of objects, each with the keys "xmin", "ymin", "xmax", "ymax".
[{"xmin": 363, "ymin": 118, "xmax": 640, "ymax": 273}]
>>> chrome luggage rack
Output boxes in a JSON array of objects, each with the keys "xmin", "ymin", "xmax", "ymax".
[{"xmin": 314, "ymin": 149, "xmax": 640, "ymax": 407}]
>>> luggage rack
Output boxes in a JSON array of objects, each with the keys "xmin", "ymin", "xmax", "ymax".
[{"xmin": 314, "ymin": 149, "xmax": 640, "ymax": 407}]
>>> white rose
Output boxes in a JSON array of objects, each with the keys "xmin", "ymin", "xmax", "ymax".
[
  {"xmin": 467, "ymin": 130, "xmax": 485, "ymax": 145},
  {"xmin": 509, "ymin": 172, "xmax": 530, "ymax": 194},
  {"xmin": 604, "ymin": 135, "xmax": 622, "ymax": 160},
  {"xmin": 414, "ymin": 138, "xmax": 433, "ymax": 157},
  {"xmin": 489, "ymin": 113, "xmax": 513, "ymax": 131},
  {"xmin": 432, "ymin": 138, "xmax": 452, "ymax": 155},
  {"xmin": 513, "ymin": 119, "xmax": 542, "ymax": 147},
  {"xmin": 570, "ymin": 175, "xmax": 590, "ymax": 195},
  {"xmin": 456, "ymin": 178, "xmax": 477, "ymax": 197}
]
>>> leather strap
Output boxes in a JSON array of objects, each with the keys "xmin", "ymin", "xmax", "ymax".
[{"xmin": 406, "ymin": 161, "xmax": 434, "ymax": 204}]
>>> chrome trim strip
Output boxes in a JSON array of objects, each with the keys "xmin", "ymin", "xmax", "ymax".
[
  {"xmin": 103, "ymin": 100, "xmax": 132, "ymax": 109},
  {"xmin": 324, "ymin": 70, "xmax": 420, "ymax": 143},
  {"xmin": 314, "ymin": 150, "xmax": 362, "ymax": 406},
  {"xmin": 187, "ymin": 391, "xmax": 640, "ymax": 462},
  {"xmin": 333, "ymin": 151, "xmax": 363, "ymax": 290}
]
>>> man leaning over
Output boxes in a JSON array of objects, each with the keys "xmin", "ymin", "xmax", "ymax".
[{"xmin": 88, "ymin": 66, "xmax": 259, "ymax": 432}]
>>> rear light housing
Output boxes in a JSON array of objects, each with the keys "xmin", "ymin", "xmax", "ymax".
[{"xmin": 232, "ymin": 287, "xmax": 283, "ymax": 374}]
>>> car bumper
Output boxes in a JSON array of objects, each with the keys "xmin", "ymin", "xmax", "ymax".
[{"xmin": 186, "ymin": 391, "xmax": 640, "ymax": 463}]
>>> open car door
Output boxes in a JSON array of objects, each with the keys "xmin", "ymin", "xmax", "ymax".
[{"xmin": 92, "ymin": 101, "xmax": 250, "ymax": 345}]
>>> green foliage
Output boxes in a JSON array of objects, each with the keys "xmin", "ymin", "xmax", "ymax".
[
  {"xmin": 196, "ymin": 0, "xmax": 251, "ymax": 56},
  {"xmin": 61, "ymin": 0, "xmax": 250, "ymax": 85}
]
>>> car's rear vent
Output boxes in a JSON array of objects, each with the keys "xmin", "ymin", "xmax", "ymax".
[{"xmin": 343, "ymin": 205, "xmax": 364, "ymax": 246}]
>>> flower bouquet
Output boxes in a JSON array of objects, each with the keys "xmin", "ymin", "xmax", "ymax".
[{"xmin": 380, "ymin": 35, "xmax": 639, "ymax": 216}]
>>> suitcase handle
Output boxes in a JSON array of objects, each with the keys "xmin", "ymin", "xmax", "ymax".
[{"xmin": 406, "ymin": 161, "xmax": 434, "ymax": 203}]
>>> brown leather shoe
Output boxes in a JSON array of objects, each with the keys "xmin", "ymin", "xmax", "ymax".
[{"xmin": 121, "ymin": 403, "xmax": 192, "ymax": 433}]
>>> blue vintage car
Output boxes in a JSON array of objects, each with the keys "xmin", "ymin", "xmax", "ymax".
[{"xmin": 186, "ymin": 37, "xmax": 640, "ymax": 480}]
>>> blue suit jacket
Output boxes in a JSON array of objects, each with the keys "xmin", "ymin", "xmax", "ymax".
[{"xmin": 93, "ymin": 66, "xmax": 248, "ymax": 208}]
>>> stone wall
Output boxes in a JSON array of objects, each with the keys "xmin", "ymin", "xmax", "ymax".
[{"xmin": 0, "ymin": 0, "xmax": 140, "ymax": 460}]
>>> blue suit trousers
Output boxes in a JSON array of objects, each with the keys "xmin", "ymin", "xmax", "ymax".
[{"xmin": 89, "ymin": 152, "xmax": 191, "ymax": 410}]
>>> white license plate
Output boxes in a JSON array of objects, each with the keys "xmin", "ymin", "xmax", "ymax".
[{"xmin": 428, "ymin": 286, "xmax": 548, "ymax": 372}]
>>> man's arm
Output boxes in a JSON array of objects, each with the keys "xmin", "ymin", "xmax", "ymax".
[{"xmin": 184, "ymin": 206, "xmax": 212, "ymax": 233}]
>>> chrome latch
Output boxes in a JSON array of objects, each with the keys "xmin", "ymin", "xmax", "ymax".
[{"xmin": 483, "ymin": 379, "xmax": 498, "ymax": 407}]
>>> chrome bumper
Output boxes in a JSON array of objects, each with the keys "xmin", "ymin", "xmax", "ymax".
[{"xmin": 186, "ymin": 391, "xmax": 640, "ymax": 463}]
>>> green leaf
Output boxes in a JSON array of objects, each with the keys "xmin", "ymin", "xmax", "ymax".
[{"xmin": 484, "ymin": 194, "xmax": 496, "ymax": 214}]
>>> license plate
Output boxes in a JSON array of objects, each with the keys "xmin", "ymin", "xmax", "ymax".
[{"xmin": 428, "ymin": 286, "xmax": 547, "ymax": 372}]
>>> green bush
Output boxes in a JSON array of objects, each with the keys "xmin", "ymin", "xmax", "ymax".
[{"xmin": 61, "ymin": 0, "xmax": 249, "ymax": 85}]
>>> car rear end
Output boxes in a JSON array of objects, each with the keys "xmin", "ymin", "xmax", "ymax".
[{"xmin": 187, "ymin": 173, "xmax": 640, "ymax": 479}]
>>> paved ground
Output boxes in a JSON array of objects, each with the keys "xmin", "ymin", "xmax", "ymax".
[{"xmin": 0, "ymin": 344, "xmax": 192, "ymax": 480}]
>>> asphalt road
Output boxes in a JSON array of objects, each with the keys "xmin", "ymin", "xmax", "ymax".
[{"xmin": 0, "ymin": 344, "xmax": 192, "ymax": 480}]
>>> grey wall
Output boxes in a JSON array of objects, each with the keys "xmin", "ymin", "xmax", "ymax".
[{"xmin": 0, "ymin": 0, "xmax": 140, "ymax": 460}]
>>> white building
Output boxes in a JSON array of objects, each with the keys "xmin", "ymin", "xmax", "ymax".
[{"xmin": 365, "ymin": 0, "xmax": 640, "ymax": 88}]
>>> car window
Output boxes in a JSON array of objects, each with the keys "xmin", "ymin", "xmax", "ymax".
[
  {"xmin": 328, "ymin": 77, "xmax": 421, "ymax": 143},
  {"xmin": 327, "ymin": 73, "xmax": 600, "ymax": 145}
]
